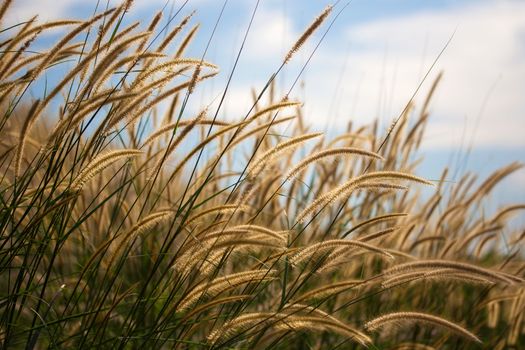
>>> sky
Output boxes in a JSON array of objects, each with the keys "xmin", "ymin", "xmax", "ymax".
[{"xmin": 4, "ymin": 0, "xmax": 525, "ymax": 210}]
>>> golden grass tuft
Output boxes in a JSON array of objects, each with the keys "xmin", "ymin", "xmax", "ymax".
[{"xmin": 1, "ymin": 4, "xmax": 524, "ymax": 349}]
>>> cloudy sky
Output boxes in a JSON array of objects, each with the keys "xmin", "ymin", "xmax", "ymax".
[{"xmin": 5, "ymin": 0, "xmax": 525, "ymax": 206}]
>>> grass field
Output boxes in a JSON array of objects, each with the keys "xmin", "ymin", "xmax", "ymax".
[{"xmin": 1, "ymin": 1, "xmax": 524, "ymax": 349}]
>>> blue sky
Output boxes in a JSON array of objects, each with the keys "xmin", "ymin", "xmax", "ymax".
[{"xmin": 5, "ymin": 0, "xmax": 525, "ymax": 211}]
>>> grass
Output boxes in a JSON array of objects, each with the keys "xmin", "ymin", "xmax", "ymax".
[{"xmin": 1, "ymin": 1, "xmax": 524, "ymax": 349}]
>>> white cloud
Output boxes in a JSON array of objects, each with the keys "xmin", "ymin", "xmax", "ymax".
[
  {"xmin": 242, "ymin": 7, "xmax": 296, "ymax": 62},
  {"xmin": 298, "ymin": 0, "xmax": 525, "ymax": 149},
  {"xmin": 4, "ymin": 0, "xmax": 183, "ymax": 25},
  {"xmin": 5, "ymin": 0, "xmax": 101, "ymax": 24}
]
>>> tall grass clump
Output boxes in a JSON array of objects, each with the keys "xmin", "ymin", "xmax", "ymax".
[{"xmin": 1, "ymin": 1, "xmax": 524, "ymax": 349}]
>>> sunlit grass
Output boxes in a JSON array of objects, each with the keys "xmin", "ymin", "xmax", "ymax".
[{"xmin": 1, "ymin": 2, "xmax": 524, "ymax": 349}]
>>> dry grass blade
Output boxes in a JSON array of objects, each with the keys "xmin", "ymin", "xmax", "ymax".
[
  {"xmin": 0, "ymin": 0, "xmax": 13, "ymax": 24},
  {"xmin": 247, "ymin": 100, "xmax": 301, "ymax": 121},
  {"xmin": 358, "ymin": 226, "xmax": 403, "ymax": 242},
  {"xmin": 284, "ymin": 5, "xmax": 333, "ymax": 63},
  {"xmin": 107, "ymin": 72, "xmax": 217, "ymax": 131},
  {"xmin": 14, "ymin": 99, "xmax": 41, "ymax": 177},
  {"xmin": 156, "ymin": 12, "xmax": 194, "ymax": 53},
  {"xmin": 293, "ymin": 279, "xmax": 362, "ymax": 303},
  {"xmin": 146, "ymin": 109, "xmax": 206, "ymax": 177},
  {"xmin": 103, "ymin": 209, "xmax": 176, "ymax": 273},
  {"xmin": 186, "ymin": 204, "xmax": 250, "ymax": 225},
  {"xmin": 291, "ymin": 239, "xmax": 394, "ymax": 265},
  {"xmin": 229, "ymin": 224, "xmax": 289, "ymax": 243},
  {"xmin": 1, "ymin": 20, "xmax": 81, "ymax": 52},
  {"xmin": 126, "ymin": 209, "xmax": 174, "ymax": 237},
  {"xmin": 381, "ymin": 269, "xmax": 494, "ymax": 289},
  {"xmin": 142, "ymin": 118, "xmax": 230, "ymax": 147},
  {"xmin": 132, "ymin": 58, "xmax": 217, "ymax": 89},
  {"xmin": 285, "ymin": 147, "xmax": 384, "ymax": 180},
  {"xmin": 207, "ymin": 312, "xmax": 277, "ymax": 343},
  {"xmin": 365, "ymin": 312, "xmax": 481, "ymax": 343},
  {"xmin": 167, "ymin": 120, "xmax": 250, "ymax": 178},
  {"xmin": 70, "ymin": 149, "xmax": 142, "ymax": 191},
  {"xmin": 276, "ymin": 315, "xmax": 371, "ymax": 345},
  {"xmin": 297, "ymin": 171, "xmax": 432, "ymax": 223},
  {"xmin": 390, "ymin": 343, "xmax": 437, "ymax": 350},
  {"xmin": 228, "ymin": 116, "xmax": 296, "ymax": 150},
  {"xmin": 284, "ymin": 304, "xmax": 371, "ymax": 345},
  {"xmin": 30, "ymin": 9, "xmax": 115, "ymax": 80},
  {"xmin": 342, "ymin": 213, "xmax": 408, "ymax": 238},
  {"xmin": 247, "ymin": 132, "xmax": 323, "ymax": 179},
  {"xmin": 385, "ymin": 259, "xmax": 524, "ymax": 285},
  {"xmin": 297, "ymin": 181, "xmax": 409, "ymax": 224},
  {"xmin": 180, "ymin": 295, "xmax": 251, "ymax": 323},
  {"xmin": 49, "ymin": 92, "xmax": 140, "ymax": 143},
  {"xmin": 178, "ymin": 270, "xmax": 276, "ymax": 311}
]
